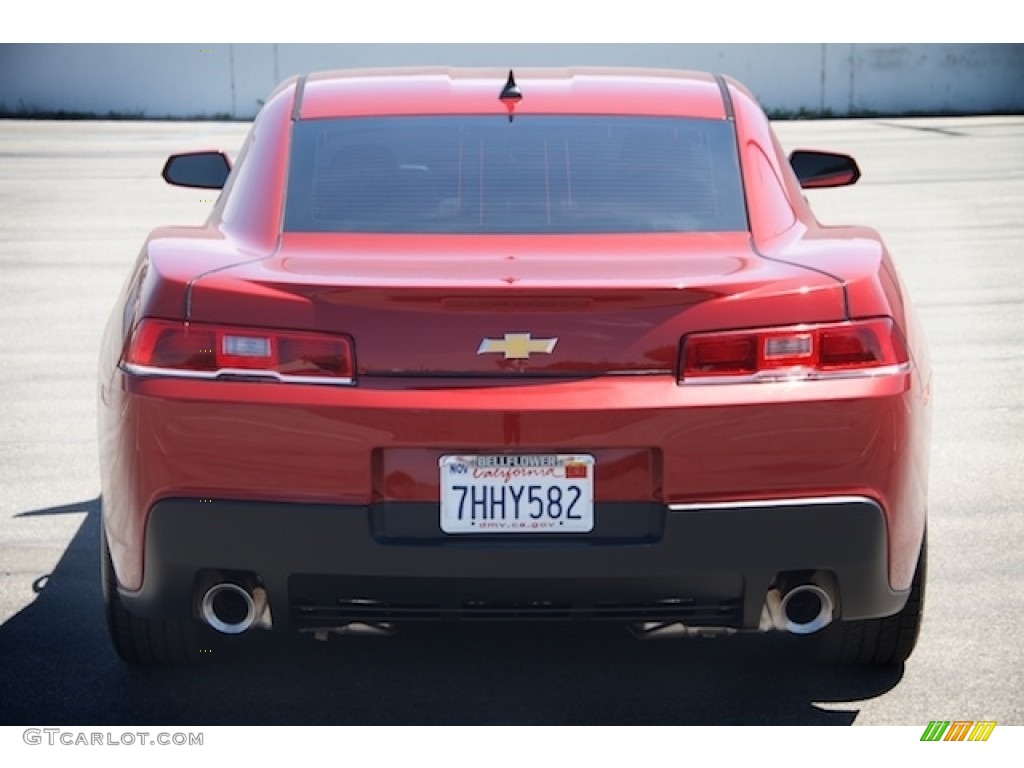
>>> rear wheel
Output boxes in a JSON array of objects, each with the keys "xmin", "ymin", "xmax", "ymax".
[
  {"xmin": 817, "ymin": 532, "xmax": 927, "ymax": 666},
  {"xmin": 101, "ymin": 525, "xmax": 208, "ymax": 665}
]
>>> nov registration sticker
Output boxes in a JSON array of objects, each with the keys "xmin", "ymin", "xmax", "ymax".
[{"xmin": 440, "ymin": 454, "xmax": 595, "ymax": 534}]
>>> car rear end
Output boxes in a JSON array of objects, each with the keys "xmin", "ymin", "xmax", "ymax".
[{"xmin": 99, "ymin": 68, "xmax": 929, "ymax": 662}]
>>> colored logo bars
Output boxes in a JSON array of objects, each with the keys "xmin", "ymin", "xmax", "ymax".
[{"xmin": 920, "ymin": 721, "xmax": 997, "ymax": 742}]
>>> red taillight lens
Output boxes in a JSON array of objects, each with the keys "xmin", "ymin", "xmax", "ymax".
[
  {"xmin": 819, "ymin": 325, "xmax": 885, "ymax": 368},
  {"xmin": 681, "ymin": 318, "xmax": 908, "ymax": 382},
  {"xmin": 126, "ymin": 321, "xmax": 217, "ymax": 370},
  {"xmin": 685, "ymin": 334, "xmax": 758, "ymax": 376},
  {"xmin": 123, "ymin": 319, "xmax": 355, "ymax": 383}
]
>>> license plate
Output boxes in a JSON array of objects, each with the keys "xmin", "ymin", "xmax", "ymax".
[{"xmin": 440, "ymin": 454, "xmax": 594, "ymax": 534}]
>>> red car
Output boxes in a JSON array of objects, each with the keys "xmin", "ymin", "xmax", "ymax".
[{"xmin": 98, "ymin": 67, "xmax": 930, "ymax": 666}]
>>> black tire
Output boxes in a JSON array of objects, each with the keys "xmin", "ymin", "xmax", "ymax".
[
  {"xmin": 101, "ymin": 524, "xmax": 207, "ymax": 665},
  {"xmin": 817, "ymin": 531, "xmax": 927, "ymax": 667}
]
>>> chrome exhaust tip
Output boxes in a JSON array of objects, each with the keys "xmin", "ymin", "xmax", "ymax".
[
  {"xmin": 779, "ymin": 583, "xmax": 833, "ymax": 635},
  {"xmin": 200, "ymin": 582, "xmax": 257, "ymax": 635}
]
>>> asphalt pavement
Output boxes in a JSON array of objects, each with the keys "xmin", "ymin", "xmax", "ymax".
[{"xmin": 0, "ymin": 116, "xmax": 1021, "ymax": 725}]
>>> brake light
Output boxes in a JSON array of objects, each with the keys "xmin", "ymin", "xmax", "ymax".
[
  {"xmin": 122, "ymin": 319, "xmax": 355, "ymax": 384},
  {"xmin": 680, "ymin": 318, "xmax": 908, "ymax": 383}
]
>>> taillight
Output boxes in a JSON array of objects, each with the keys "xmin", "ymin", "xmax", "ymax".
[
  {"xmin": 680, "ymin": 318, "xmax": 909, "ymax": 383},
  {"xmin": 122, "ymin": 319, "xmax": 355, "ymax": 384}
]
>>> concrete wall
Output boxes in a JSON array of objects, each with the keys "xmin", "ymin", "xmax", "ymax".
[{"xmin": 1, "ymin": 43, "xmax": 1021, "ymax": 119}]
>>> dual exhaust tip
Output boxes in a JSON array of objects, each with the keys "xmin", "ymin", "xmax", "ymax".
[
  {"xmin": 199, "ymin": 576, "xmax": 836, "ymax": 637},
  {"xmin": 766, "ymin": 574, "xmax": 836, "ymax": 635},
  {"xmin": 200, "ymin": 581, "xmax": 266, "ymax": 634},
  {"xmin": 778, "ymin": 583, "xmax": 833, "ymax": 634}
]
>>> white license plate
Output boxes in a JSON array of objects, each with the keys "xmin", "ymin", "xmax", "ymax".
[{"xmin": 440, "ymin": 454, "xmax": 594, "ymax": 534}]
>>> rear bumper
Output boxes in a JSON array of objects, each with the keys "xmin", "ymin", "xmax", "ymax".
[
  {"xmin": 119, "ymin": 495, "xmax": 910, "ymax": 632},
  {"xmin": 99, "ymin": 371, "xmax": 930, "ymax": 597}
]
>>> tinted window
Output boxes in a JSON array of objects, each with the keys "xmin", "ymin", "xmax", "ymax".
[{"xmin": 285, "ymin": 116, "xmax": 747, "ymax": 234}]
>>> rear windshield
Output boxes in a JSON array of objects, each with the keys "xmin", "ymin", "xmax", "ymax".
[{"xmin": 284, "ymin": 116, "xmax": 747, "ymax": 234}]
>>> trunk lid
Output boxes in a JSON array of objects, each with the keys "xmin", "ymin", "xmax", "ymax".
[{"xmin": 188, "ymin": 232, "xmax": 844, "ymax": 376}]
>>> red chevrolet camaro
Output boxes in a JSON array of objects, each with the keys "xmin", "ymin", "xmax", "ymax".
[{"xmin": 98, "ymin": 67, "xmax": 931, "ymax": 666}]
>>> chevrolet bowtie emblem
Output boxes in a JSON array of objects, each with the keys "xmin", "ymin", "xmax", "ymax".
[{"xmin": 477, "ymin": 333, "xmax": 558, "ymax": 360}]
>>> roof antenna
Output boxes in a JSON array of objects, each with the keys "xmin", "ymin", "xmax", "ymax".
[{"xmin": 499, "ymin": 69, "xmax": 522, "ymax": 122}]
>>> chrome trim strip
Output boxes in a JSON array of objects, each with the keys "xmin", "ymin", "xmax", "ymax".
[
  {"xmin": 604, "ymin": 369, "xmax": 673, "ymax": 376},
  {"xmin": 291, "ymin": 73, "xmax": 308, "ymax": 121},
  {"xmin": 712, "ymin": 73, "xmax": 735, "ymax": 120},
  {"xmin": 679, "ymin": 362, "xmax": 911, "ymax": 386},
  {"xmin": 121, "ymin": 363, "xmax": 355, "ymax": 386},
  {"xmin": 668, "ymin": 495, "xmax": 880, "ymax": 512}
]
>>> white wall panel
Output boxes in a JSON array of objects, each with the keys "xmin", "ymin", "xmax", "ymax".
[{"xmin": 1, "ymin": 44, "xmax": 1021, "ymax": 119}]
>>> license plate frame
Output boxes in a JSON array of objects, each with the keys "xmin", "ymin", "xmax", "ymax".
[{"xmin": 439, "ymin": 454, "xmax": 595, "ymax": 534}]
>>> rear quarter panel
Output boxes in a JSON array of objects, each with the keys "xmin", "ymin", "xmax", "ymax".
[{"xmin": 729, "ymin": 78, "xmax": 931, "ymax": 588}]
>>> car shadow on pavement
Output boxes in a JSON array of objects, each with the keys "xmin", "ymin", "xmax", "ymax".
[{"xmin": 0, "ymin": 498, "xmax": 903, "ymax": 725}]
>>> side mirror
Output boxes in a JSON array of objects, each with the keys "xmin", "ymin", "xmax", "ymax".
[
  {"xmin": 162, "ymin": 151, "xmax": 231, "ymax": 189},
  {"xmin": 788, "ymin": 150, "xmax": 861, "ymax": 189}
]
